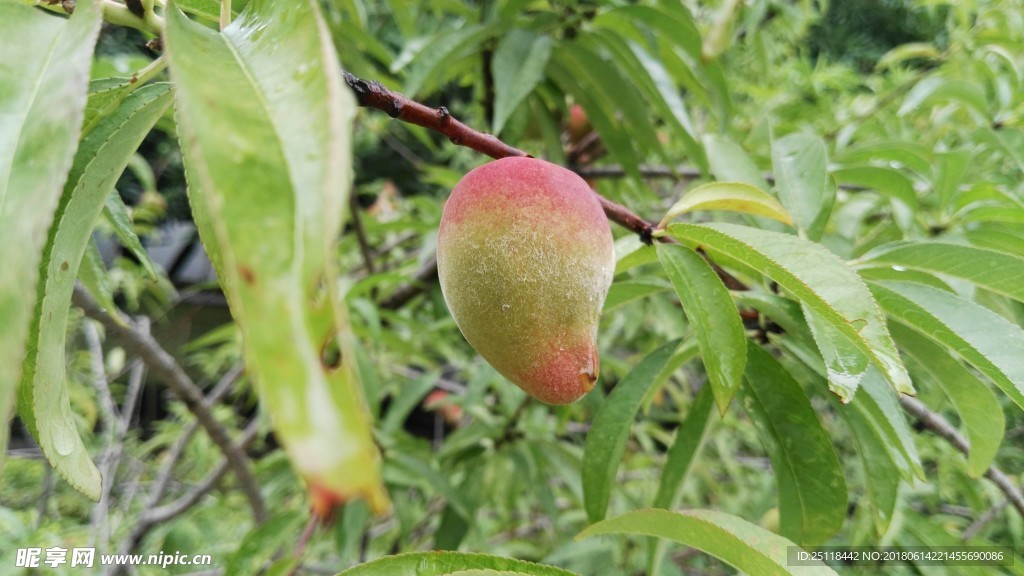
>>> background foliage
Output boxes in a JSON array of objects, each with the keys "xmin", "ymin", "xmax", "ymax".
[{"xmin": 2, "ymin": 0, "xmax": 1024, "ymax": 574}]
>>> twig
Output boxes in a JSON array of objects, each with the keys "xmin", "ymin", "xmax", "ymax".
[
  {"xmin": 72, "ymin": 285, "xmax": 267, "ymax": 523},
  {"xmin": 962, "ymin": 500, "xmax": 1009, "ymax": 540},
  {"xmin": 84, "ymin": 320, "xmax": 120, "ymax": 553},
  {"xmin": 134, "ymin": 418, "xmax": 260, "ymax": 536},
  {"xmin": 114, "ymin": 368, "xmax": 247, "ymax": 564},
  {"xmin": 145, "ymin": 364, "xmax": 244, "ymax": 511},
  {"xmin": 342, "ymin": 72, "xmax": 660, "ymax": 244},
  {"xmin": 900, "ymin": 396, "xmax": 1024, "ymax": 519}
]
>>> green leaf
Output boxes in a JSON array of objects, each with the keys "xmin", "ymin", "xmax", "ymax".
[
  {"xmin": 603, "ymin": 280, "xmax": 671, "ymax": 313},
  {"xmin": 802, "ymin": 305, "xmax": 869, "ymax": 401},
  {"xmin": 590, "ymin": 30, "xmax": 706, "ymax": 172},
  {"xmin": 833, "ymin": 141, "xmax": 934, "ymax": 178},
  {"xmin": 82, "ymin": 77, "xmax": 134, "ymax": 137},
  {"xmin": 830, "ymin": 166, "xmax": 917, "ymax": 230},
  {"xmin": 403, "ymin": 22, "xmax": 506, "ymax": 98},
  {"xmin": 0, "ymin": 0, "xmax": 101, "ymax": 473},
  {"xmin": 593, "ymin": 5, "xmax": 702, "ymax": 61},
  {"xmin": 856, "ymin": 367, "xmax": 923, "ymax": 481},
  {"xmin": 546, "ymin": 57, "xmax": 640, "ymax": 182},
  {"xmin": 578, "ymin": 508, "xmax": 838, "ymax": 576},
  {"xmin": 167, "ymin": 0, "xmax": 388, "ymax": 514},
  {"xmin": 18, "ymin": 83, "xmax": 171, "ymax": 500},
  {"xmin": 491, "ymin": 29, "xmax": 552, "ymax": 135},
  {"xmin": 647, "ymin": 385, "xmax": 715, "ymax": 576},
  {"xmin": 771, "ymin": 131, "xmax": 832, "ymax": 240},
  {"xmin": 582, "ymin": 339, "xmax": 681, "ymax": 523},
  {"xmin": 666, "ymin": 223, "xmax": 913, "ymax": 395},
  {"xmin": 558, "ymin": 42, "xmax": 664, "ymax": 167},
  {"xmin": 660, "ymin": 182, "xmax": 793, "ymax": 228},
  {"xmin": 652, "ymin": 385, "xmax": 714, "ymax": 510},
  {"xmin": 870, "ymin": 281, "xmax": 1024, "ymax": 411},
  {"xmin": 102, "ymin": 192, "xmax": 159, "ymax": 279},
  {"xmin": 703, "ymin": 135, "xmax": 771, "ymax": 191},
  {"xmin": 876, "ymin": 42, "xmax": 940, "ymax": 70},
  {"xmin": 899, "ymin": 77, "xmax": 989, "ymax": 119},
  {"xmin": 742, "ymin": 343, "xmax": 847, "ymax": 546},
  {"xmin": 858, "ymin": 241, "xmax": 1024, "ymax": 304},
  {"xmin": 224, "ymin": 511, "xmax": 305, "ymax": 576},
  {"xmin": 934, "ymin": 150, "xmax": 973, "ymax": 210},
  {"xmin": 657, "ymin": 244, "xmax": 746, "ymax": 412},
  {"xmin": 381, "ymin": 370, "xmax": 440, "ymax": 435},
  {"xmin": 387, "ymin": 452, "xmax": 472, "ymax": 521},
  {"xmin": 335, "ymin": 552, "xmax": 580, "ymax": 576},
  {"xmin": 78, "ymin": 239, "xmax": 117, "ymax": 318},
  {"xmin": 834, "ymin": 397, "xmax": 901, "ymax": 535},
  {"xmin": 890, "ymin": 323, "xmax": 1003, "ymax": 477}
]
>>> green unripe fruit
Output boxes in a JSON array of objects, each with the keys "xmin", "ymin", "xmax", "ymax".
[{"xmin": 437, "ymin": 157, "xmax": 615, "ymax": 404}]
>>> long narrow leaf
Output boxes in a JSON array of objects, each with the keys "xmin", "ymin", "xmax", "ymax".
[
  {"xmin": 657, "ymin": 244, "xmax": 746, "ymax": 412},
  {"xmin": 890, "ymin": 323, "xmax": 1003, "ymax": 477},
  {"xmin": 870, "ymin": 281, "xmax": 1024, "ymax": 411},
  {"xmin": 771, "ymin": 132, "xmax": 832, "ymax": 240},
  {"xmin": 742, "ymin": 343, "xmax": 847, "ymax": 546},
  {"xmin": 859, "ymin": 242, "xmax": 1024, "ymax": 304},
  {"xmin": 167, "ymin": 0, "xmax": 387, "ymax": 515},
  {"xmin": 659, "ymin": 182, "xmax": 793, "ymax": 228},
  {"xmin": 0, "ymin": 0, "xmax": 101, "ymax": 472},
  {"xmin": 582, "ymin": 340, "xmax": 682, "ymax": 523},
  {"xmin": 18, "ymin": 84, "xmax": 171, "ymax": 500},
  {"xmin": 647, "ymin": 385, "xmax": 715, "ymax": 576},
  {"xmin": 579, "ymin": 508, "xmax": 838, "ymax": 576},
  {"xmin": 666, "ymin": 223, "xmax": 913, "ymax": 395}
]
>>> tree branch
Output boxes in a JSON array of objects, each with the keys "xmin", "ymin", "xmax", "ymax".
[
  {"xmin": 900, "ymin": 396, "xmax": 1024, "ymax": 519},
  {"xmin": 72, "ymin": 285, "xmax": 267, "ymax": 523},
  {"xmin": 342, "ymin": 72, "xmax": 660, "ymax": 245}
]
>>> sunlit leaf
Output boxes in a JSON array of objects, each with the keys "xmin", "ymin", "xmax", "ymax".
[
  {"xmin": 666, "ymin": 223, "xmax": 913, "ymax": 395},
  {"xmin": 579, "ymin": 508, "xmax": 838, "ymax": 576},
  {"xmin": 899, "ymin": 77, "xmax": 989, "ymax": 119},
  {"xmin": 657, "ymin": 244, "xmax": 746, "ymax": 412},
  {"xmin": 660, "ymin": 182, "xmax": 793, "ymax": 227},
  {"xmin": 603, "ymin": 280, "xmax": 671, "ymax": 313},
  {"xmin": 876, "ymin": 42, "xmax": 940, "ymax": 70},
  {"xmin": 0, "ymin": 0, "xmax": 101, "ymax": 473},
  {"xmin": 167, "ymin": 0, "xmax": 388, "ymax": 515}
]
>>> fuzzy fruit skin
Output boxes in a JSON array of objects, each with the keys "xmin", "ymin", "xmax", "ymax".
[{"xmin": 437, "ymin": 157, "xmax": 614, "ymax": 404}]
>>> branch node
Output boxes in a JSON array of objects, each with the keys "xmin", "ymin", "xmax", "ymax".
[{"xmin": 437, "ymin": 106, "xmax": 451, "ymax": 126}]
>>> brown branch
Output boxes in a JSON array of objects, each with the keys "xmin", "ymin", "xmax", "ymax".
[
  {"xmin": 342, "ymin": 71, "xmax": 659, "ymax": 245},
  {"xmin": 72, "ymin": 285, "xmax": 267, "ymax": 523},
  {"xmin": 900, "ymin": 396, "xmax": 1024, "ymax": 519}
]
